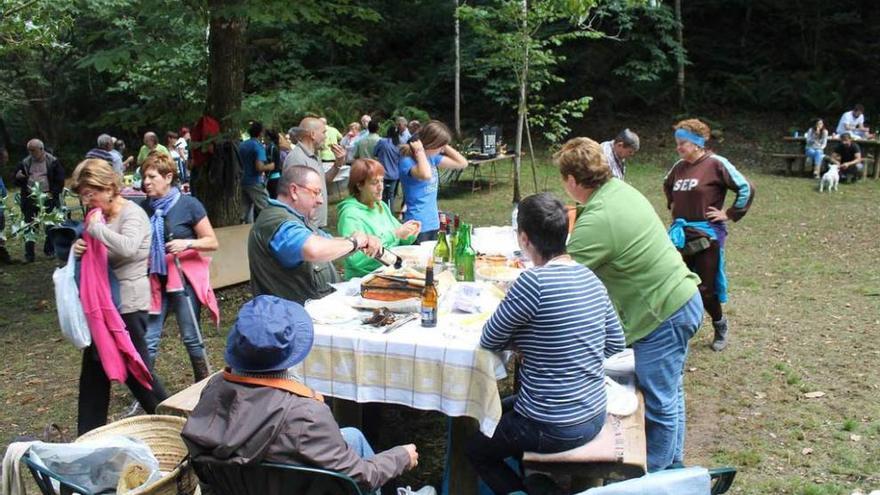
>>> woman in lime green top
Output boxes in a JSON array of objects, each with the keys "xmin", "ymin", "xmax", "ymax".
[{"xmin": 337, "ymin": 159, "xmax": 421, "ymax": 279}]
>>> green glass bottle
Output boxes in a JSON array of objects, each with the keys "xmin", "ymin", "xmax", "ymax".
[
  {"xmin": 454, "ymin": 223, "xmax": 476, "ymax": 282},
  {"xmin": 433, "ymin": 225, "xmax": 450, "ymax": 264}
]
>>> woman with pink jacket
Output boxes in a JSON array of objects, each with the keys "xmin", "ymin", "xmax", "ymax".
[{"xmin": 72, "ymin": 159, "xmax": 168, "ymax": 435}]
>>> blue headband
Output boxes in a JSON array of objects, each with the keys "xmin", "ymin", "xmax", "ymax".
[{"xmin": 674, "ymin": 128, "xmax": 706, "ymax": 148}]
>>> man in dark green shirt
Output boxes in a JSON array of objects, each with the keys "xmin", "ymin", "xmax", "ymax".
[{"xmin": 248, "ymin": 165, "xmax": 381, "ymax": 304}]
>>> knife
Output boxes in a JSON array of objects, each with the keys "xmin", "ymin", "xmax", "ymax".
[{"xmin": 383, "ymin": 314, "xmax": 418, "ymax": 333}]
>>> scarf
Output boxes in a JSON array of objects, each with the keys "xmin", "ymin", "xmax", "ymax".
[
  {"xmin": 148, "ymin": 187, "xmax": 181, "ymax": 275},
  {"xmin": 668, "ymin": 218, "xmax": 729, "ymax": 303}
]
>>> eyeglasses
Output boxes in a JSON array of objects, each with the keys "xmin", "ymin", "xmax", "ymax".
[
  {"xmin": 294, "ymin": 183, "xmax": 323, "ymax": 198},
  {"xmin": 79, "ymin": 189, "xmax": 106, "ymax": 200}
]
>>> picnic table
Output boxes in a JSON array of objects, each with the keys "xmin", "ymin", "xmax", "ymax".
[
  {"xmin": 440, "ymin": 153, "xmax": 516, "ymax": 193},
  {"xmin": 779, "ymin": 136, "xmax": 880, "ymax": 179}
]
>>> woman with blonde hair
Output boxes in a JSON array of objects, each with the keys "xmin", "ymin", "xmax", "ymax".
[
  {"xmin": 398, "ymin": 120, "xmax": 468, "ymax": 243},
  {"xmin": 71, "ymin": 158, "xmax": 168, "ymax": 434},
  {"xmin": 664, "ymin": 118, "xmax": 754, "ymax": 352},
  {"xmin": 139, "ymin": 152, "xmax": 219, "ymax": 382},
  {"xmin": 336, "ymin": 158, "xmax": 420, "ymax": 279}
]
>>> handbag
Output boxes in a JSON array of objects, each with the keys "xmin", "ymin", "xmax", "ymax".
[{"xmin": 53, "ymin": 249, "xmax": 92, "ymax": 349}]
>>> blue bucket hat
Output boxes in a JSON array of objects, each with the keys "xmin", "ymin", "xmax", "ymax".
[{"xmin": 225, "ymin": 295, "xmax": 314, "ymax": 373}]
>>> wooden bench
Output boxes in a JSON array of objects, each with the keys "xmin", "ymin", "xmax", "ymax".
[
  {"xmin": 770, "ymin": 153, "xmax": 807, "ymax": 176},
  {"xmin": 522, "ymin": 393, "xmax": 646, "ymax": 490},
  {"xmin": 207, "ymin": 224, "xmax": 251, "ymax": 290}
]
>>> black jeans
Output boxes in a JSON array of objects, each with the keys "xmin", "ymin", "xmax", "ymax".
[
  {"xmin": 21, "ymin": 195, "xmax": 58, "ymax": 260},
  {"xmin": 77, "ymin": 311, "xmax": 169, "ymax": 436},
  {"xmin": 466, "ymin": 407, "xmax": 606, "ymax": 495}
]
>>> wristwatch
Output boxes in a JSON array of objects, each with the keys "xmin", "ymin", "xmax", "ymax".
[
  {"xmin": 186, "ymin": 240, "xmax": 193, "ymax": 250},
  {"xmin": 346, "ymin": 235, "xmax": 360, "ymax": 254}
]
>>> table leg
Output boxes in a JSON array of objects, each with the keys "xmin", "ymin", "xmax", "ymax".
[
  {"xmin": 866, "ymin": 144, "xmax": 880, "ymax": 180},
  {"xmin": 448, "ymin": 417, "xmax": 479, "ymax": 495}
]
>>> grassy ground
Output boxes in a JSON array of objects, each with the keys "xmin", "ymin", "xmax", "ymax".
[{"xmin": 1, "ymin": 114, "xmax": 879, "ymax": 494}]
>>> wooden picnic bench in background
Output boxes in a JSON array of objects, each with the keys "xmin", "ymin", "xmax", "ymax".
[{"xmin": 778, "ymin": 136, "xmax": 880, "ymax": 179}]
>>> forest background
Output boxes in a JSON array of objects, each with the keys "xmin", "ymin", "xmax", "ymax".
[{"xmin": 2, "ymin": 0, "xmax": 879, "ymax": 172}]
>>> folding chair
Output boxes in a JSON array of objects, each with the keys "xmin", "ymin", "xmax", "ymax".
[
  {"xmin": 191, "ymin": 457, "xmax": 364, "ymax": 495},
  {"xmin": 21, "ymin": 453, "xmax": 96, "ymax": 495}
]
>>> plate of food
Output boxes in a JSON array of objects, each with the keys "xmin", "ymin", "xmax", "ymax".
[{"xmin": 304, "ymin": 297, "xmax": 361, "ymax": 325}]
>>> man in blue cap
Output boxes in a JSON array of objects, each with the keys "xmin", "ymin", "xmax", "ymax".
[{"xmin": 181, "ymin": 295, "xmax": 420, "ymax": 493}]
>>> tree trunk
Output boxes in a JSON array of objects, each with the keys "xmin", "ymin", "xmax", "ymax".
[
  {"xmin": 512, "ymin": 0, "xmax": 528, "ymax": 204},
  {"xmin": 454, "ymin": 0, "xmax": 461, "ymax": 138},
  {"xmin": 196, "ymin": 0, "xmax": 248, "ymax": 227},
  {"xmin": 674, "ymin": 0, "xmax": 686, "ymax": 110}
]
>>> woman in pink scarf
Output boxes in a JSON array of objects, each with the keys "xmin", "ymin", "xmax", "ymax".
[{"xmin": 71, "ymin": 159, "xmax": 168, "ymax": 435}]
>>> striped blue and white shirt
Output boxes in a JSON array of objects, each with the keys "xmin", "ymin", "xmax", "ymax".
[{"xmin": 481, "ymin": 261, "xmax": 625, "ymax": 425}]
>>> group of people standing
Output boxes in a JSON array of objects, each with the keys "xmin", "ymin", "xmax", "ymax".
[
  {"xmin": 4, "ymin": 111, "xmax": 756, "ymax": 494},
  {"xmin": 466, "ymin": 117, "xmax": 754, "ymax": 493}
]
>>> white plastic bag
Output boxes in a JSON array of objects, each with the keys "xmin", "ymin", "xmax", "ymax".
[
  {"xmin": 28, "ymin": 436, "xmax": 161, "ymax": 494},
  {"xmin": 53, "ymin": 249, "xmax": 91, "ymax": 349}
]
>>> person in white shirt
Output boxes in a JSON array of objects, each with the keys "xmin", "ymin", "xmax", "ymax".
[
  {"xmin": 835, "ymin": 104, "xmax": 873, "ymax": 139},
  {"xmin": 600, "ymin": 129, "xmax": 640, "ymax": 180}
]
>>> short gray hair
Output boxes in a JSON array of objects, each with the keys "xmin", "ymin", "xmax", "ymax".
[
  {"xmin": 278, "ymin": 165, "xmax": 318, "ymax": 196},
  {"xmin": 615, "ymin": 128, "xmax": 640, "ymax": 151},
  {"xmin": 97, "ymin": 133, "xmax": 113, "ymax": 148},
  {"xmin": 26, "ymin": 139, "xmax": 44, "ymax": 151}
]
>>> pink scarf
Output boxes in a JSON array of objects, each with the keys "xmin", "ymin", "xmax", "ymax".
[
  {"xmin": 149, "ymin": 248, "xmax": 220, "ymax": 327},
  {"xmin": 79, "ymin": 209, "xmax": 153, "ymax": 389}
]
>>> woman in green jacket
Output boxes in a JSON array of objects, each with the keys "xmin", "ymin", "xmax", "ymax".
[{"xmin": 337, "ymin": 159, "xmax": 421, "ymax": 279}]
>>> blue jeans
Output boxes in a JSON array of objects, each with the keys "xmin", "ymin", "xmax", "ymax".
[
  {"xmin": 145, "ymin": 285, "xmax": 204, "ymax": 364},
  {"xmin": 633, "ymin": 293, "xmax": 704, "ymax": 472},
  {"xmin": 466, "ymin": 408, "xmax": 606, "ymax": 494},
  {"xmin": 340, "ymin": 428, "xmax": 380, "ymax": 495},
  {"xmin": 805, "ymin": 148, "xmax": 824, "ymax": 170}
]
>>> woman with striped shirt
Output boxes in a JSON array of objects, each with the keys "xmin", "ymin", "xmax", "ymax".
[{"xmin": 466, "ymin": 192, "xmax": 625, "ymax": 495}]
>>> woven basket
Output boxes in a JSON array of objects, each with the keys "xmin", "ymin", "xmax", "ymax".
[{"xmin": 75, "ymin": 415, "xmax": 197, "ymax": 495}]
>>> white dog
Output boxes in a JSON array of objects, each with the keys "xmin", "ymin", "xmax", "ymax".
[{"xmin": 819, "ymin": 164, "xmax": 840, "ymax": 192}]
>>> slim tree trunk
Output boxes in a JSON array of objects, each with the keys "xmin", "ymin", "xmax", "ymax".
[
  {"xmin": 512, "ymin": 0, "xmax": 528, "ymax": 204},
  {"xmin": 196, "ymin": 0, "xmax": 248, "ymax": 227},
  {"xmin": 674, "ymin": 0, "xmax": 686, "ymax": 110},
  {"xmin": 454, "ymin": 0, "xmax": 461, "ymax": 137}
]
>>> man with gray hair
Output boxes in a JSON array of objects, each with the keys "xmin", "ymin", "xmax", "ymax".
[
  {"xmin": 14, "ymin": 138, "xmax": 65, "ymax": 262},
  {"xmin": 601, "ymin": 128, "xmax": 640, "ymax": 180},
  {"xmin": 282, "ymin": 116, "xmax": 346, "ymax": 228},
  {"xmin": 85, "ymin": 134, "xmax": 124, "ymax": 175},
  {"xmin": 388, "ymin": 116, "xmax": 411, "ymax": 145},
  {"xmin": 247, "ymin": 165, "xmax": 381, "ymax": 304}
]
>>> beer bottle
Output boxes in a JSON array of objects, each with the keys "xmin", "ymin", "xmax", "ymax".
[{"xmin": 421, "ymin": 259, "xmax": 438, "ymax": 327}]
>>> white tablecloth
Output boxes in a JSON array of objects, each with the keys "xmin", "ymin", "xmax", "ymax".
[{"xmin": 294, "ymin": 298, "xmax": 508, "ymax": 436}]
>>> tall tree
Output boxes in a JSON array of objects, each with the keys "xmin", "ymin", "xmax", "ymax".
[
  {"xmin": 674, "ymin": 0, "xmax": 685, "ymax": 109},
  {"xmin": 460, "ymin": 0, "xmax": 601, "ymax": 203}
]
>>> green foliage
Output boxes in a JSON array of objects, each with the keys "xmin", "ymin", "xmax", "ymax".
[
  {"xmin": 5, "ymin": 183, "xmax": 69, "ymax": 243},
  {"xmin": 241, "ymin": 83, "xmax": 368, "ymax": 131},
  {"xmin": 459, "ymin": 0, "xmax": 622, "ymax": 144}
]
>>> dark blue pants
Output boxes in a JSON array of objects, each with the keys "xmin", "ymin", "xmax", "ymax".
[{"xmin": 466, "ymin": 406, "xmax": 606, "ymax": 494}]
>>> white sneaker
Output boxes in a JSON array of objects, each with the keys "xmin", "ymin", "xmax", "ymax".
[{"xmin": 397, "ymin": 486, "xmax": 437, "ymax": 495}]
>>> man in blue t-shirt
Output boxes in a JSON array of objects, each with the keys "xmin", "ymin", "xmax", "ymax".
[{"xmin": 240, "ymin": 121, "xmax": 274, "ymax": 223}]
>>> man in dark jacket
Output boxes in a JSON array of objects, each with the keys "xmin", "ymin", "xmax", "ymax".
[
  {"xmin": 181, "ymin": 295, "xmax": 420, "ymax": 494},
  {"xmin": 14, "ymin": 138, "xmax": 65, "ymax": 262}
]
